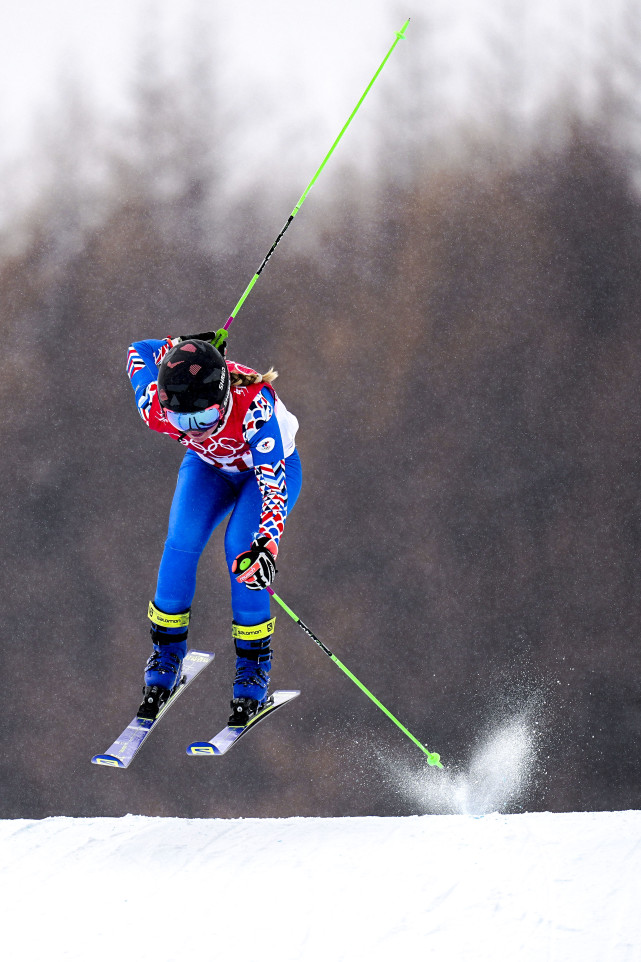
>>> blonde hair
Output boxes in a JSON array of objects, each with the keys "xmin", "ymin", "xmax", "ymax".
[{"xmin": 230, "ymin": 367, "xmax": 278, "ymax": 387}]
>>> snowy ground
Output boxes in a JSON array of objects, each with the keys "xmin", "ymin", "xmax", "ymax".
[{"xmin": 2, "ymin": 811, "xmax": 640, "ymax": 961}]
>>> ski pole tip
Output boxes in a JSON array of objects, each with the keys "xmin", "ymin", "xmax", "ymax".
[
  {"xmin": 396, "ymin": 18, "xmax": 410, "ymax": 40},
  {"xmin": 426, "ymin": 751, "xmax": 443, "ymax": 769}
]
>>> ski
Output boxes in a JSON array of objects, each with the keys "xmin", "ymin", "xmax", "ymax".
[
  {"xmin": 186, "ymin": 689, "xmax": 300, "ymax": 756},
  {"xmin": 91, "ymin": 649, "xmax": 215, "ymax": 768}
]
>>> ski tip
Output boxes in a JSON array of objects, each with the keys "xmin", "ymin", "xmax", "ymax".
[
  {"xmin": 91, "ymin": 754, "xmax": 126, "ymax": 768},
  {"xmin": 186, "ymin": 742, "xmax": 221, "ymax": 756}
]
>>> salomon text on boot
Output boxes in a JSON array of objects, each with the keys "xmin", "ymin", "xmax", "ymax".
[{"xmin": 138, "ymin": 602, "xmax": 190, "ymax": 719}]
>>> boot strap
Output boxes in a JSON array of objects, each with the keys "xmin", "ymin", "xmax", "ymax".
[
  {"xmin": 233, "ymin": 619, "xmax": 274, "ymax": 662},
  {"xmin": 148, "ymin": 601, "xmax": 190, "ymax": 629},
  {"xmin": 148, "ymin": 602, "xmax": 190, "ymax": 645},
  {"xmin": 232, "ymin": 618, "xmax": 275, "ymax": 641},
  {"xmin": 152, "ymin": 627, "xmax": 189, "ymax": 645}
]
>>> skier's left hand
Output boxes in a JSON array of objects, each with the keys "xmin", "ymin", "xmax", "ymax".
[{"xmin": 232, "ymin": 537, "xmax": 278, "ymax": 590}]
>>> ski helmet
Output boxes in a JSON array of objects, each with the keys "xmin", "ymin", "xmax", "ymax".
[{"xmin": 157, "ymin": 339, "xmax": 230, "ymax": 415}]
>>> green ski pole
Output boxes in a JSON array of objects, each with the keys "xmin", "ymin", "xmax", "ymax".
[
  {"xmin": 213, "ymin": 18, "xmax": 411, "ymax": 351},
  {"xmin": 267, "ymin": 586, "xmax": 443, "ymax": 768}
]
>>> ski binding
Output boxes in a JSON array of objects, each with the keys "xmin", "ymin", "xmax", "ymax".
[
  {"xmin": 187, "ymin": 689, "xmax": 300, "ymax": 756},
  {"xmin": 91, "ymin": 649, "xmax": 215, "ymax": 768}
]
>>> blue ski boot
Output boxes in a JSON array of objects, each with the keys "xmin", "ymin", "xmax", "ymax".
[
  {"xmin": 138, "ymin": 602, "xmax": 190, "ymax": 719},
  {"xmin": 229, "ymin": 618, "xmax": 275, "ymax": 725}
]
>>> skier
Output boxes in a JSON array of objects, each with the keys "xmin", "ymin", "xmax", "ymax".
[{"xmin": 126, "ymin": 333, "xmax": 302, "ymax": 725}]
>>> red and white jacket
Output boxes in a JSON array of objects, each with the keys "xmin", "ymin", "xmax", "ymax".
[{"xmin": 127, "ymin": 337, "xmax": 299, "ymax": 550}]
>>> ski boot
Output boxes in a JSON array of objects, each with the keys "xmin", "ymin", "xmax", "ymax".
[
  {"xmin": 138, "ymin": 602, "xmax": 190, "ymax": 720},
  {"xmin": 228, "ymin": 618, "xmax": 275, "ymax": 726}
]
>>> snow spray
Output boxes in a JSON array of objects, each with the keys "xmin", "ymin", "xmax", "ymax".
[{"xmin": 387, "ymin": 694, "xmax": 544, "ymax": 816}]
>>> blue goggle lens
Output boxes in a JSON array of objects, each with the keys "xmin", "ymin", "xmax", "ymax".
[{"xmin": 165, "ymin": 404, "xmax": 223, "ymax": 433}]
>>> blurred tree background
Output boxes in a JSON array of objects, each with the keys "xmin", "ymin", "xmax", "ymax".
[{"xmin": 1, "ymin": 5, "xmax": 641, "ymax": 817}]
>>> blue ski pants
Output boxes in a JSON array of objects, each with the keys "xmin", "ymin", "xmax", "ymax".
[{"xmin": 154, "ymin": 448, "xmax": 302, "ymax": 627}]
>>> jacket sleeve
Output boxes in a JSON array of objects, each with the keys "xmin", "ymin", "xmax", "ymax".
[
  {"xmin": 253, "ymin": 460, "xmax": 288, "ymax": 553},
  {"xmin": 126, "ymin": 338, "xmax": 173, "ymax": 427},
  {"xmin": 244, "ymin": 387, "xmax": 288, "ymax": 553}
]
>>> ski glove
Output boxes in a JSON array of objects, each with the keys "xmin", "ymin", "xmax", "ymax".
[{"xmin": 232, "ymin": 536, "xmax": 278, "ymax": 590}]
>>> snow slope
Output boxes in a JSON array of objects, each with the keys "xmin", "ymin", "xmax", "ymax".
[{"xmin": 1, "ymin": 811, "xmax": 640, "ymax": 961}]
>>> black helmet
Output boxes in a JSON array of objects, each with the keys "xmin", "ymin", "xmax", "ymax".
[{"xmin": 157, "ymin": 339, "xmax": 230, "ymax": 413}]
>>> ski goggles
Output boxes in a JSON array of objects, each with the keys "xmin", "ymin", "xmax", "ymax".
[{"xmin": 164, "ymin": 401, "xmax": 226, "ymax": 433}]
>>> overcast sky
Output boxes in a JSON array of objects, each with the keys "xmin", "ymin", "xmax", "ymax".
[
  {"xmin": 0, "ymin": 0, "xmax": 630, "ymax": 201},
  {"xmin": 3, "ymin": 1, "xmax": 401, "ymax": 159}
]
